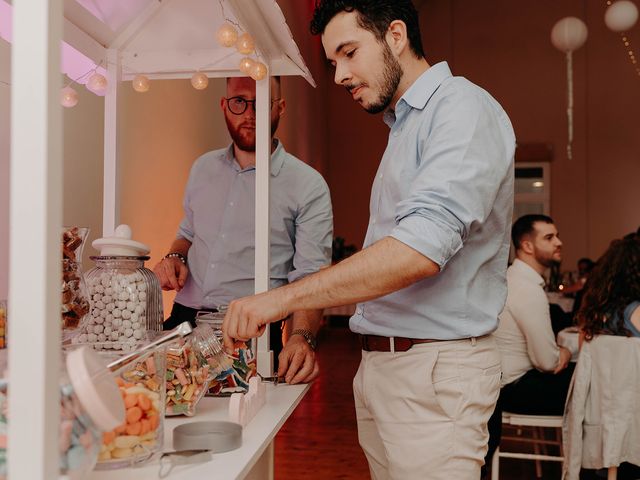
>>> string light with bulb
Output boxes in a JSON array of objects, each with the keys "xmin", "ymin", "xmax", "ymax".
[
  {"xmin": 59, "ymin": 61, "xmax": 107, "ymax": 108},
  {"xmin": 56, "ymin": 0, "xmax": 272, "ymax": 106},
  {"xmin": 215, "ymin": 0, "xmax": 268, "ymax": 81}
]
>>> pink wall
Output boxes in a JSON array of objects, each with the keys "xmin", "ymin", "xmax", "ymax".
[{"xmin": 299, "ymin": 0, "xmax": 640, "ymax": 268}]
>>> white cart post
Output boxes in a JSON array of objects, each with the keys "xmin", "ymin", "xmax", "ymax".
[
  {"xmin": 254, "ymin": 72, "xmax": 273, "ymax": 377},
  {"xmin": 8, "ymin": 1, "xmax": 63, "ymax": 478}
]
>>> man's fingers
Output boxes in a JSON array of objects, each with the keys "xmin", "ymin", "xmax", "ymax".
[
  {"xmin": 177, "ymin": 264, "xmax": 188, "ymax": 289},
  {"xmin": 166, "ymin": 261, "xmax": 180, "ymax": 290},
  {"xmin": 289, "ymin": 353, "xmax": 316, "ymax": 384},
  {"xmin": 285, "ymin": 350, "xmax": 307, "ymax": 384},
  {"xmin": 277, "ymin": 351, "xmax": 292, "ymax": 378}
]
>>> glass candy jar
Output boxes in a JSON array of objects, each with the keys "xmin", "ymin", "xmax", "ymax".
[
  {"xmin": 95, "ymin": 322, "xmax": 192, "ymax": 469},
  {"xmin": 61, "ymin": 226, "xmax": 91, "ymax": 341},
  {"xmin": 0, "ymin": 348, "xmax": 125, "ymax": 480},
  {"xmin": 97, "ymin": 349, "xmax": 166, "ymax": 468},
  {"xmin": 74, "ymin": 225, "xmax": 163, "ymax": 351},
  {"xmin": 196, "ymin": 309, "xmax": 257, "ymax": 396},
  {"xmin": 164, "ymin": 324, "xmax": 227, "ymax": 416}
]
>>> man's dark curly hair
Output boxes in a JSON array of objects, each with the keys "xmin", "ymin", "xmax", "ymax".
[
  {"xmin": 310, "ymin": 0, "xmax": 425, "ymax": 59},
  {"xmin": 577, "ymin": 236, "xmax": 640, "ymax": 340}
]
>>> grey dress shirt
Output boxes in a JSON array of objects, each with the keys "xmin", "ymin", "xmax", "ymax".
[
  {"xmin": 349, "ymin": 62, "xmax": 515, "ymax": 339},
  {"xmin": 175, "ymin": 140, "xmax": 333, "ymax": 309}
]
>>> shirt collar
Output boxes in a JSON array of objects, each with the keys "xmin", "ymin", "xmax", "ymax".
[
  {"xmin": 384, "ymin": 62, "xmax": 453, "ymax": 128},
  {"xmin": 511, "ymin": 258, "xmax": 546, "ymax": 287},
  {"xmin": 224, "ymin": 138, "xmax": 286, "ymax": 176}
]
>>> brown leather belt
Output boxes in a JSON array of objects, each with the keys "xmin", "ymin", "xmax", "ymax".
[{"xmin": 359, "ymin": 334, "xmax": 489, "ymax": 352}]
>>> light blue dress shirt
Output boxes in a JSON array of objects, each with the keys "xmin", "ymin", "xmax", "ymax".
[
  {"xmin": 175, "ymin": 140, "xmax": 333, "ymax": 309},
  {"xmin": 350, "ymin": 62, "xmax": 515, "ymax": 339}
]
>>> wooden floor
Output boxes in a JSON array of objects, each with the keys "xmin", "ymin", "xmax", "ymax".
[{"xmin": 274, "ymin": 321, "xmax": 575, "ymax": 480}]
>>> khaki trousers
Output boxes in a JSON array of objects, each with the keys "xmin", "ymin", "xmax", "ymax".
[{"xmin": 353, "ymin": 335, "xmax": 501, "ymax": 480}]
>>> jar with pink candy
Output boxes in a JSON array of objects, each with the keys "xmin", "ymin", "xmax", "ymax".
[{"xmin": 0, "ymin": 347, "xmax": 126, "ymax": 479}]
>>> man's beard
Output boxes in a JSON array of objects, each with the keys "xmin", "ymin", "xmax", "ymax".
[
  {"xmin": 365, "ymin": 43, "xmax": 403, "ymax": 114},
  {"xmin": 536, "ymin": 252, "xmax": 561, "ymax": 268},
  {"xmin": 226, "ymin": 114, "xmax": 280, "ymax": 152}
]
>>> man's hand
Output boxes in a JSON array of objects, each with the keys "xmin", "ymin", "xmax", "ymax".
[
  {"xmin": 277, "ymin": 334, "xmax": 319, "ymax": 384},
  {"xmin": 553, "ymin": 346, "xmax": 572, "ymax": 374},
  {"xmin": 222, "ymin": 289, "xmax": 289, "ymax": 351},
  {"xmin": 153, "ymin": 257, "xmax": 188, "ymax": 291}
]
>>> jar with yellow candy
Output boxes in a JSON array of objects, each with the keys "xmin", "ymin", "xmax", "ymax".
[{"xmin": 94, "ymin": 322, "xmax": 192, "ymax": 469}]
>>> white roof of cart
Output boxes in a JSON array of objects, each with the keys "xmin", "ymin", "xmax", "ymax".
[{"xmin": 1, "ymin": 0, "xmax": 315, "ymax": 85}]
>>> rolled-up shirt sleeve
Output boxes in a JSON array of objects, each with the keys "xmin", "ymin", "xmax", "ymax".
[
  {"xmin": 287, "ymin": 177, "xmax": 333, "ymax": 283},
  {"xmin": 390, "ymin": 89, "xmax": 512, "ymax": 269}
]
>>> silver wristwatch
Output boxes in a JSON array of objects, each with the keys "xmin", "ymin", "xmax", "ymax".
[{"xmin": 291, "ymin": 329, "xmax": 317, "ymax": 350}]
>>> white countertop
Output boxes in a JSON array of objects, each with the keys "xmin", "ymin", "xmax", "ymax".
[{"xmin": 87, "ymin": 383, "xmax": 309, "ymax": 480}]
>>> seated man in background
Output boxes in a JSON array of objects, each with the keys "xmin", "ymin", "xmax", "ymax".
[
  {"xmin": 485, "ymin": 214, "xmax": 574, "ymax": 469},
  {"xmin": 154, "ymin": 76, "xmax": 333, "ymax": 383}
]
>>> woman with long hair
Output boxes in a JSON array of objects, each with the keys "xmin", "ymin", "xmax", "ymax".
[{"xmin": 577, "ymin": 236, "xmax": 640, "ymax": 341}]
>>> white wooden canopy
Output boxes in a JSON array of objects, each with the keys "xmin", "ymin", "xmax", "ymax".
[
  {"xmin": 7, "ymin": 1, "xmax": 314, "ymax": 477},
  {"xmin": 61, "ymin": 0, "xmax": 315, "ymax": 84}
]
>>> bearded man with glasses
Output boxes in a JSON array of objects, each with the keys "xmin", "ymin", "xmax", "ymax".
[{"xmin": 154, "ymin": 76, "xmax": 333, "ymax": 384}]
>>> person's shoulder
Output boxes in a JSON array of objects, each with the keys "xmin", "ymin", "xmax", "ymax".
[
  {"xmin": 280, "ymin": 152, "xmax": 328, "ymax": 185},
  {"xmin": 435, "ymin": 76, "xmax": 503, "ymax": 113},
  {"xmin": 506, "ymin": 264, "xmax": 546, "ymax": 300},
  {"xmin": 191, "ymin": 147, "xmax": 227, "ymax": 171}
]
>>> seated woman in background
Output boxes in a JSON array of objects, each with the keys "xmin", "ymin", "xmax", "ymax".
[{"xmin": 577, "ymin": 236, "xmax": 640, "ymax": 340}]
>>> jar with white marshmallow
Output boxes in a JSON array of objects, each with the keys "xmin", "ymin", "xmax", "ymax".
[{"xmin": 73, "ymin": 225, "xmax": 163, "ymax": 351}]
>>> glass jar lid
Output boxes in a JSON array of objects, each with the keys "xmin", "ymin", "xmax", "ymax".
[
  {"xmin": 66, "ymin": 347, "xmax": 125, "ymax": 431},
  {"xmin": 92, "ymin": 224, "xmax": 150, "ymax": 257}
]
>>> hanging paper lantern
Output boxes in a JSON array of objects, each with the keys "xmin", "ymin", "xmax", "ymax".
[
  {"xmin": 605, "ymin": 1, "xmax": 639, "ymax": 32},
  {"xmin": 132, "ymin": 75, "xmax": 150, "ymax": 93},
  {"xmin": 239, "ymin": 57, "xmax": 256, "ymax": 74},
  {"xmin": 60, "ymin": 86, "xmax": 79, "ymax": 108},
  {"xmin": 250, "ymin": 62, "xmax": 268, "ymax": 81},
  {"xmin": 550, "ymin": 17, "xmax": 588, "ymax": 160},
  {"xmin": 550, "ymin": 17, "xmax": 588, "ymax": 53},
  {"xmin": 86, "ymin": 72, "xmax": 108, "ymax": 96},
  {"xmin": 190, "ymin": 72, "xmax": 209, "ymax": 90},
  {"xmin": 217, "ymin": 23, "xmax": 238, "ymax": 47},
  {"xmin": 236, "ymin": 33, "xmax": 255, "ymax": 55}
]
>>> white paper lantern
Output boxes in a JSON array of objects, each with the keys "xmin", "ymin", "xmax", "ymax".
[
  {"xmin": 132, "ymin": 75, "xmax": 150, "ymax": 93},
  {"xmin": 86, "ymin": 72, "xmax": 108, "ymax": 96},
  {"xmin": 250, "ymin": 62, "xmax": 268, "ymax": 81},
  {"xmin": 190, "ymin": 72, "xmax": 209, "ymax": 90},
  {"xmin": 551, "ymin": 17, "xmax": 588, "ymax": 53},
  {"xmin": 239, "ymin": 57, "xmax": 256, "ymax": 75},
  {"xmin": 60, "ymin": 86, "xmax": 79, "ymax": 108},
  {"xmin": 605, "ymin": 1, "xmax": 639, "ymax": 32},
  {"xmin": 236, "ymin": 33, "xmax": 255, "ymax": 55},
  {"xmin": 217, "ymin": 23, "xmax": 238, "ymax": 47}
]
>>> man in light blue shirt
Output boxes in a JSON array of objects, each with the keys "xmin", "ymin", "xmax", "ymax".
[
  {"xmin": 222, "ymin": 2, "xmax": 515, "ymax": 477},
  {"xmin": 154, "ymin": 76, "xmax": 333, "ymax": 384}
]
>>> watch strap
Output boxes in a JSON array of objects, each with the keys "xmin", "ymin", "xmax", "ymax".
[{"xmin": 290, "ymin": 329, "xmax": 317, "ymax": 350}]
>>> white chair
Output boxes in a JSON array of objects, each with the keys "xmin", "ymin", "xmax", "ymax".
[{"xmin": 491, "ymin": 412, "xmax": 564, "ymax": 480}]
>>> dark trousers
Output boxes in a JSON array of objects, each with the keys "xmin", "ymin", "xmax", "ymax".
[
  {"xmin": 485, "ymin": 363, "xmax": 576, "ymax": 469},
  {"xmin": 163, "ymin": 302, "xmax": 284, "ymax": 370}
]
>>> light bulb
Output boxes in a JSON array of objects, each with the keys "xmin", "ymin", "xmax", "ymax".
[
  {"xmin": 60, "ymin": 86, "xmax": 79, "ymax": 108},
  {"xmin": 86, "ymin": 72, "xmax": 108, "ymax": 96},
  {"xmin": 217, "ymin": 23, "xmax": 238, "ymax": 47},
  {"xmin": 239, "ymin": 57, "xmax": 256, "ymax": 74},
  {"xmin": 190, "ymin": 72, "xmax": 209, "ymax": 90},
  {"xmin": 251, "ymin": 62, "xmax": 268, "ymax": 81},
  {"xmin": 132, "ymin": 75, "xmax": 150, "ymax": 93},
  {"xmin": 236, "ymin": 33, "xmax": 255, "ymax": 55}
]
